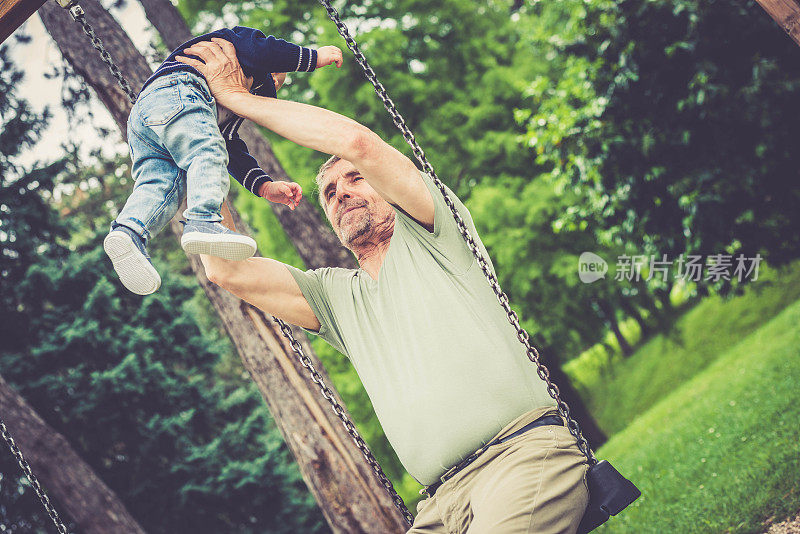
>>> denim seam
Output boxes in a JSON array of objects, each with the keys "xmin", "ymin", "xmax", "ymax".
[
  {"xmin": 130, "ymin": 127, "xmax": 170, "ymax": 158},
  {"xmin": 140, "ymin": 84, "xmax": 183, "ymax": 127},
  {"xmin": 142, "ymin": 75, "xmax": 180, "ymax": 92},
  {"xmin": 184, "ymin": 77, "xmax": 214, "ymax": 105},
  {"xmin": 118, "ymin": 218, "xmax": 148, "ymax": 240},
  {"xmin": 142, "ymin": 166, "xmax": 182, "ymax": 235}
]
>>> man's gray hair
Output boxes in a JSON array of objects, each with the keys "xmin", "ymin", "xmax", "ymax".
[{"xmin": 315, "ymin": 154, "xmax": 342, "ymax": 206}]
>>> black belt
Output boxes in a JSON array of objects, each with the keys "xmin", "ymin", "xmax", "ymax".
[{"xmin": 420, "ymin": 412, "xmax": 564, "ymax": 499}]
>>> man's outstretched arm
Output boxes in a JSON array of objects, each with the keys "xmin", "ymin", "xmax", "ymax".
[
  {"xmin": 176, "ymin": 38, "xmax": 434, "ymax": 229},
  {"xmin": 199, "ymin": 200, "xmax": 322, "ymax": 333}
]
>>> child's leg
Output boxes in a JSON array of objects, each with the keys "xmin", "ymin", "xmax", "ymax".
[
  {"xmin": 117, "ymin": 76, "xmax": 189, "ymax": 243},
  {"xmin": 133, "ymin": 72, "xmax": 254, "ymax": 260},
  {"xmin": 147, "ymin": 73, "xmax": 230, "ymax": 222},
  {"xmin": 106, "ymin": 98, "xmax": 188, "ymax": 294},
  {"xmin": 116, "ymin": 138, "xmax": 187, "ymax": 244}
]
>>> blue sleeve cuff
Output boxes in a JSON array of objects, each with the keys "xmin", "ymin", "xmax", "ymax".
[
  {"xmin": 295, "ymin": 46, "xmax": 318, "ymax": 72},
  {"xmin": 226, "ymin": 135, "xmax": 274, "ymax": 196}
]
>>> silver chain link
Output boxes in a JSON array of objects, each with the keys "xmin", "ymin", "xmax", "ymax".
[
  {"xmin": 63, "ymin": 1, "xmax": 138, "ymax": 104},
  {"xmin": 1, "ymin": 2, "xmax": 597, "ymax": 530},
  {"xmin": 314, "ymin": 0, "xmax": 598, "ymax": 500},
  {"xmin": 0, "ymin": 417, "xmax": 71, "ymax": 533},
  {"xmin": 0, "ymin": 5, "xmax": 133, "ymax": 532},
  {"xmin": 274, "ymin": 318, "xmax": 415, "ymax": 525}
]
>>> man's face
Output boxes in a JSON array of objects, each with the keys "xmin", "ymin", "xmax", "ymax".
[{"xmin": 320, "ymin": 160, "xmax": 395, "ymax": 248}]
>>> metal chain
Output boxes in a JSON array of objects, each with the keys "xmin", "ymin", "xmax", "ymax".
[
  {"xmin": 314, "ymin": 0, "xmax": 599, "ymax": 475},
  {"xmin": 57, "ymin": 0, "xmax": 138, "ymax": 104},
  {"xmin": 22, "ymin": 0, "xmax": 411, "ymax": 528},
  {"xmin": 0, "ymin": 417, "xmax": 70, "ymax": 533},
  {"xmin": 26, "ymin": 2, "xmax": 597, "ymax": 530},
  {"xmin": 0, "ymin": 5, "xmax": 132, "ymax": 533},
  {"xmin": 274, "ymin": 318, "xmax": 415, "ymax": 526}
]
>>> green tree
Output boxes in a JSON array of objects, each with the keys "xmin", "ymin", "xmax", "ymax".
[
  {"xmin": 0, "ymin": 43, "xmax": 76, "ymax": 533},
  {"xmin": 520, "ymin": 0, "xmax": 800, "ymax": 301},
  {"xmin": 1, "ymin": 48, "xmax": 329, "ymax": 530}
]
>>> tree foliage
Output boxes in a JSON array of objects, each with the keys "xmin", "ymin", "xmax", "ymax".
[
  {"xmin": 521, "ymin": 0, "xmax": 800, "ymax": 296},
  {"xmin": 1, "ymin": 51, "xmax": 329, "ymax": 533},
  {"xmin": 5, "ymin": 0, "xmax": 800, "ymax": 526}
]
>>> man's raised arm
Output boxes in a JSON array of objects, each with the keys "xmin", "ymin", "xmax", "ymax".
[{"xmin": 175, "ymin": 38, "xmax": 434, "ymax": 229}]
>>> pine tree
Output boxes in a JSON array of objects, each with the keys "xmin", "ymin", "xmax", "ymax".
[
  {"xmin": 0, "ymin": 43, "xmax": 74, "ymax": 532},
  {"xmin": 1, "ymin": 46, "xmax": 328, "ymax": 532}
]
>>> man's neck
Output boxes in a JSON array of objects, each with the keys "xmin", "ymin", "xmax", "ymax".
[
  {"xmin": 353, "ymin": 221, "xmax": 395, "ymax": 282},
  {"xmin": 356, "ymin": 241, "xmax": 391, "ymax": 281}
]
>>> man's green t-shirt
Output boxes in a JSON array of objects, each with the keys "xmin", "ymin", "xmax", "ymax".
[{"xmin": 286, "ymin": 169, "xmax": 557, "ymax": 486}]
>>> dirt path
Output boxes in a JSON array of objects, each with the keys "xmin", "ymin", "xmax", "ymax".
[{"xmin": 763, "ymin": 510, "xmax": 800, "ymax": 533}]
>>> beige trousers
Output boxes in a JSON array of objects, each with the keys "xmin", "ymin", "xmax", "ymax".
[{"xmin": 407, "ymin": 406, "xmax": 590, "ymax": 534}]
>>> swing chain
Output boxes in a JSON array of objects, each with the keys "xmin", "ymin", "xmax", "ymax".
[
  {"xmin": 1, "ymin": 5, "xmax": 134, "ymax": 531},
  {"xmin": 26, "ymin": 1, "xmax": 593, "ymax": 530},
  {"xmin": 55, "ymin": 0, "xmax": 138, "ymax": 104},
  {"xmin": 0, "ymin": 417, "xmax": 70, "ymax": 534},
  {"xmin": 316, "ymin": 0, "xmax": 597, "ymax": 468},
  {"xmin": 273, "ymin": 318, "xmax": 416, "ymax": 526}
]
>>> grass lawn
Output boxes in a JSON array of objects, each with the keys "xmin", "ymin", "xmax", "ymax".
[
  {"xmin": 566, "ymin": 260, "xmax": 800, "ymax": 436},
  {"xmin": 592, "ymin": 298, "xmax": 800, "ymax": 533}
]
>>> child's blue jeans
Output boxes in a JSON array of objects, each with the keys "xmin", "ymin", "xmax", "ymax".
[{"xmin": 115, "ymin": 70, "xmax": 229, "ymax": 243}]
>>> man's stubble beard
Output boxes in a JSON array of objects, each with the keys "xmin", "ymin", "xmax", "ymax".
[{"xmin": 339, "ymin": 207, "xmax": 373, "ymax": 249}]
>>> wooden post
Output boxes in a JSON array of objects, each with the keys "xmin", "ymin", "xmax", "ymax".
[
  {"xmin": 0, "ymin": 0, "xmax": 47, "ymax": 43},
  {"xmin": 0, "ymin": 374, "xmax": 148, "ymax": 534},
  {"xmin": 755, "ymin": 0, "xmax": 800, "ymax": 47},
  {"xmin": 35, "ymin": 0, "xmax": 410, "ymax": 531}
]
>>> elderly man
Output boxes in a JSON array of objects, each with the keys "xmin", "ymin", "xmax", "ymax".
[{"xmin": 178, "ymin": 38, "xmax": 589, "ymax": 533}]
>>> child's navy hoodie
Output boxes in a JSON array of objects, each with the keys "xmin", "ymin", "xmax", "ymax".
[{"xmin": 138, "ymin": 26, "xmax": 317, "ymax": 198}]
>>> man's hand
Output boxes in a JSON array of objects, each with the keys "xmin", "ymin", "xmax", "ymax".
[
  {"xmin": 175, "ymin": 37, "xmax": 250, "ymax": 108},
  {"xmin": 258, "ymin": 181, "xmax": 303, "ymax": 210},
  {"xmin": 316, "ymin": 46, "xmax": 343, "ymax": 68}
]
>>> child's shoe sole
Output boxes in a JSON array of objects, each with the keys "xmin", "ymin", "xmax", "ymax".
[
  {"xmin": 103, "ymin": 231, "xmax": 161, "ymax": 295},
  {"xmin": 180, "ymin": 232, "xmax": 257, "ymax": 261}
]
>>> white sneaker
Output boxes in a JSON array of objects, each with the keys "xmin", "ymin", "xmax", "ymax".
[
  {"xmin": 180, "ymin": 220, "xmax": 257, "ymax": 261},
  {"xmin": 103, "ymin": 224, "xmax": 161, "ymax": 295}
]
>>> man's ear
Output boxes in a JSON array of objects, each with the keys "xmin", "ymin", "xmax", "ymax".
[{"xmin": 272, "ymin": 72, "xmax": 287, "ymax": 92}]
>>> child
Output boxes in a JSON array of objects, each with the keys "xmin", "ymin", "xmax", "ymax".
[{"xmin": 104, "ymin": 26, "xmax": 343, "ymax": 295}]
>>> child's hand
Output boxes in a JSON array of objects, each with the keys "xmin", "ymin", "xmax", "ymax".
[
  {"xmin": 258, "ymin": 181, "xmax": 302, "ymax": 210},
  {"xmin": 316, "ymin": 46, "xmax": 343, "ymax": 68}
]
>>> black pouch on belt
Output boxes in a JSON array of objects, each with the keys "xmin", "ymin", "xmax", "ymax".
[{"xmin": 576, "ymin": 459, "xmax": 641, "ymax": 533}]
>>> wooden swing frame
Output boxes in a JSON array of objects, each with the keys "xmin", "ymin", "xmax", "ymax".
[
  {"xmin": 0, "ymin": 0, "xmax": 47, "ymax": 43},
  {"xmin": 4, "ymin": 0, "xmax": 800, "ymax": 46}
]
